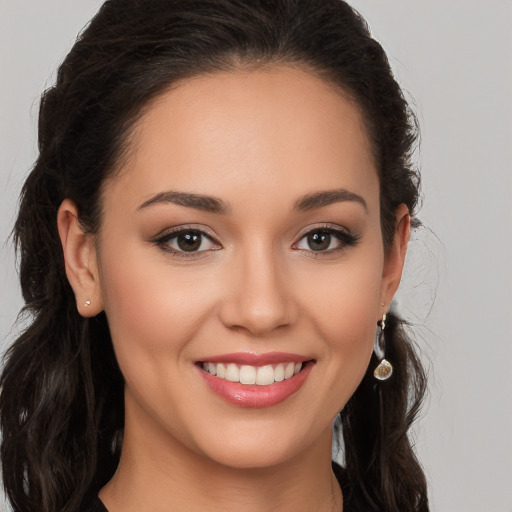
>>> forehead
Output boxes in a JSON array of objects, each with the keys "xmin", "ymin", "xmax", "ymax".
[{"xmin": 108, "ymin": 65, "xmax": 378, "ymax": 212}]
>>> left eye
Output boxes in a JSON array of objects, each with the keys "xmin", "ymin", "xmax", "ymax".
[
  {"xmin": 158, "ymin": 229, "xmax": 219, "ymax": 253},
  {"xmin": 295, "ymin": 228, "xmax": 355, "ymax": 252}
]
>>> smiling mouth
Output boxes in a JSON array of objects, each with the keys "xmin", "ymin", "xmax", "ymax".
[
  {"xmin": 197, "ymin": 357, "xmax": 315, "ymax": 407},
  {"xmin": 200, "ymin": 361, "xmax": 305, "ymax": 386}
]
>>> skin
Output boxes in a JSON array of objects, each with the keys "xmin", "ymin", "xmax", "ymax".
[{"xmin": 58, "ymin": 66, "xmax": 410, "ymax": 512}]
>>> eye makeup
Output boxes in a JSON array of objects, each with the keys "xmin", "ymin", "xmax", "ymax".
[
  {"xmin": 150, "ymin": 221, "xmax": 360, "ymax": 261},
  {"xmin": 293, "ymin": 224, "xmax": 360, "ymax": 254},
  {"xmin": 151, "ymin": 224, "xmax": 222, "ymax": 259}
]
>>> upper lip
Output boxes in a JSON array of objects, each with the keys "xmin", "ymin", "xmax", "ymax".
[{"xmin": 197, "ymin": 352, "xmax": 312, "ymax": 366}]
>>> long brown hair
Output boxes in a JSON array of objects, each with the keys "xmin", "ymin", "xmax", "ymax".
[{"xmin": 1, "ymin": 1, "xmax": 428, "ymax": 511}]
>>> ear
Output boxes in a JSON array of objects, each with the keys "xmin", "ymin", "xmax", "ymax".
[
  {"xmin": 380, "ymin": 203, "xmax": 411, "ymax": 309},
  {"xmin": 57, "ymin": 199, "xmax": 103, "ymax": 317}
]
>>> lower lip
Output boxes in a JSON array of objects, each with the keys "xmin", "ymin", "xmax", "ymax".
[{"xmin": 198, "ymin": 362, "xmax": 314, "ymax": 408}]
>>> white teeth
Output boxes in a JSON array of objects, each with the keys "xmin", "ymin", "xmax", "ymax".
[
  {"xmin": 274, "ymin": 363, "xmax": 285, "ymax": 382},
  {"xmin": 239, "ymin": 365, "xmax": 256, "ymax": 385},
  {"xmin": 203, "ymin": 361, "xmax": 304, "ymax": 385},
  {"xmin": 225, "ymin": 363, "xmax": 239, "ymax": 382},
  {"xmin": 256, "ymin": 365, "xmax": 275, "ymax": 385},
  {"xmin": 284, "ymin": 362, "xmax": 295, "ymax": 379}
]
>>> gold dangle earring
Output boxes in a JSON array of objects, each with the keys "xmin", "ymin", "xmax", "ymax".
[{"xmin": 373, "ymin": 312, "xmax": 393, "ymax": 381}]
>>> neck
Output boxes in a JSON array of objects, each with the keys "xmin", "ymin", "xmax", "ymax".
[{"xmin": 100, "ymin": 400, "xmax": 342, "ymax": 512}]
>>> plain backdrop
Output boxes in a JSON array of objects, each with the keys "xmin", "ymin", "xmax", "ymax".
[{"xmin": 1, "ymin": 1, "xmax": 511, "ymax": 511}]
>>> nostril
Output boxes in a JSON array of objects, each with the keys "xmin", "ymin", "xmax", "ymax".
[{"xmin": 217, "ymin": 273, "xmax": 298, "ymax": 335}]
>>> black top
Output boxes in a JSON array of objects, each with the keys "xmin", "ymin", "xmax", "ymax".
[
  {"xmin": 81, "ymin": 462, "xmax": 365, "ymax": 512},
  {"xmin": 81, "ymin": 497, "xmax": 108, "ymax": 512}
]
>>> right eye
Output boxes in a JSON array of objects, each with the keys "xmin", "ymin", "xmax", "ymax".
[{"xmin": 155, "ymin": 228, "xmax": 221, "ymax": 256}]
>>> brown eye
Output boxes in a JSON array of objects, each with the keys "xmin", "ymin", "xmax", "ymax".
[
  {"xmin": 306, "ymin": 231, "xmax": 331, "ymax": 251},
  {"xmin": 294, "ymin": 226, "xmax": 359, "ymax": 254},
  {"xmin": 177, "ymin": 232, "xmax": 202, "ymax": 252},
  {"xmin": 156, "ymin": 228, "xmax": 220, "ymax": 255}
]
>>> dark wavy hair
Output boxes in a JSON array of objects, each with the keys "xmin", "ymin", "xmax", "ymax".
[{"xmin": 1, "ymin": 1, "xmax": 428, "ymax": 511}]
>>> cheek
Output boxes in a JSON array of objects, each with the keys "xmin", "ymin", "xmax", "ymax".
[
  {"xmin": 97, "ymin": 244, "xmax": 217, "ymax": 378},
  {"xmin": 294, "ymin": 244, "xmax": 383, "ymax": 390},
  {"xmin": 302, "ymin": 250, "xmax": 382, "ymax": 327}
]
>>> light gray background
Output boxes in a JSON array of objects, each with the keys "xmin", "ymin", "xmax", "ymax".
[{"xmin": 1, "ymin": 1, "xmax": 511, "ymax": 511}]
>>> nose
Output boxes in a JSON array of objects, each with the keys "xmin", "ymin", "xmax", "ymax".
[{"xmin": 218, "ymin": 244, "xmax": 298, "ymax": 336}]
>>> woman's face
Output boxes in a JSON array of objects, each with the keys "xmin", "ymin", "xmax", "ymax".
[{"xmin": 80, "ymin": 66, "xmax": 407, "ymax": 468}]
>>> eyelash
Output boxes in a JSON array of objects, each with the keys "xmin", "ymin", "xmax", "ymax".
[
  {"xmin": 293, "ymin": 225, "xmax": 360, "ymax": 256},
  {"xmin": 152, "ymin": 224, "xmax": 359, "ymax": 259},
  {"xmin": 152, "ymin": 226, "xmax": 221, "ymax": 259}
]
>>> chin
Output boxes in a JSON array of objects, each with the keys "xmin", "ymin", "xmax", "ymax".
[
  {"xmin": 184, "ymin": 415, "xmax": 328, "ymax": 471},
  {"xmin": 199, "ymin": 437, "xmax": 303, "ymax": 470}
]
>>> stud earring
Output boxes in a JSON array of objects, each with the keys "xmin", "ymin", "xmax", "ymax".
[
  {"xmin": 85, "ymin": 300, "xmax": 91, "ymax": 307},
  {"xmin": 373, "ymin": 313, "xmax": 393, "ymax": 381}
]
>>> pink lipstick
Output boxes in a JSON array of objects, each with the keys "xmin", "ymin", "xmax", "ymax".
[{"xmin": 196, "ymin": 352, "xmax": 314, "ymax": 408}]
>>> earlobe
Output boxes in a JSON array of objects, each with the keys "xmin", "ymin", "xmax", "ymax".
[
  {"xmin": 380, "ymin": 204, "xmax": 411, "ymax": 306},
  {"xmin": 57, "ymin": 199, "xmax": 103, "ymax": 317}
]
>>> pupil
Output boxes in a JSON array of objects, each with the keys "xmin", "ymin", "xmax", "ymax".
[
  {"xmin": 308, "ymin": 231, "xmax": 331, "ymax": 251},
  {"xmin": 177, "ymin": 232, "xmax": 201, "ymax": 252}
]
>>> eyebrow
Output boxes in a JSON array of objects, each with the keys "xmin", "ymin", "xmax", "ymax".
[
  {"xmin": 293, "ymin": 188, "xmax": 367, "ymax": 212},
  {"xmin": 137, "ymin": 187, "xmax": 367, "ymax": 214},
  {"xmin": 137, "ymin": 191, "xmax": 231, "ymax": 214}
]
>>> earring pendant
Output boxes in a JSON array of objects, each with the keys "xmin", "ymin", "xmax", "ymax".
[
  {"xmin": 373, "ymin": 313, "xmax": 392, "ymax": 381},
  {"xmin": 374, "ymin": 358, "xmax": 393, "ymax": 380}
]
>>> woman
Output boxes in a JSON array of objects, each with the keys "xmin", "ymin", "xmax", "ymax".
[{"xmin": 0, "ymin": 1, "xmax": 428, "ymax": 511}]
